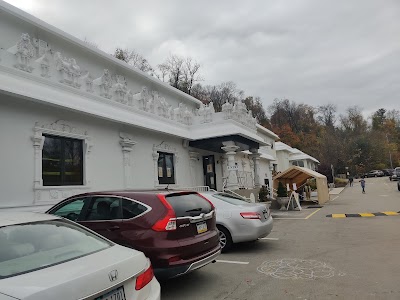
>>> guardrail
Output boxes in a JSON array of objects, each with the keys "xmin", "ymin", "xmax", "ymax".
[{"xmin": 179, "ymin": 186, "xmax": 216, "ymax": 192}]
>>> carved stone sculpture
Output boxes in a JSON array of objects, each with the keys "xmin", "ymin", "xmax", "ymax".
[
  {"xmin": 81, "ymin": 71, "xmax": 94, "ymax": 93},
  {"xmin": 135, "ymin": 86, "xmax": 151, "ymax": 110},
  {"xmin": 222, "ymin": 100, "xmax": 233, "ymax": 119},
  {"xmin": 13, "ymin": 33, "xmax": 36, "ymax": 72},
  {"xmin": 94, "ymin": 69, "xmax": 113, "ymax": 99},
  {"xmin": 114, "ymin": 75, "xmax": 128, "ymax": 103},
  {"xmin": 54, "ymin": 52, "xmax": 81, "ymax": 88}
]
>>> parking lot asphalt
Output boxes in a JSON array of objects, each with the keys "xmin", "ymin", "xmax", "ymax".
[{"xmin": 161, "ymin": 177, "xmax": 400, "ymax": 300}]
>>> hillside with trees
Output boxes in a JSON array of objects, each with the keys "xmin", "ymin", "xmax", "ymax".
[{"xmin": 113, "ymin": 48, "xmax": 400, "ymax": 179}]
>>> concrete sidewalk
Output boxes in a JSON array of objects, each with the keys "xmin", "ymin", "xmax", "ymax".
[{"xmin": 329, "ymin": 187, "xmax": 346, "ymax": 195}]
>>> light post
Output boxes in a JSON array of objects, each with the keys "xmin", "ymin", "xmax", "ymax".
[{"xmin": 386, "ymin": 134, "xmax": 393, "ymax": 169}]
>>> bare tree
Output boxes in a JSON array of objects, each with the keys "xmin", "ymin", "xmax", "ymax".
[
  {"xmin": 182, "ymin": 57, "xmax": 203, "ymax": 95},
  {"xmin": 114, "ymin": 48, "xmax": 154, "ymax": 74},
  {"xmin": 317, "ymin": 103, "xmax": 337, "ymax": 127}
]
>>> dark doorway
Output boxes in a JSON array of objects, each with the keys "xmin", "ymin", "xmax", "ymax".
[{"xmin": 203, "ymin": 155, "xmax": 217, "ymax": 190}]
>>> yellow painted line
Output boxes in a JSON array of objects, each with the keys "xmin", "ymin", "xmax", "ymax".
[
  {"xmin": 332, "ymin": 214, "xmax": 346, "ymax": 218},
  {"xmin": 382, "ymin": 211, "xmax": 399, "ymax": 216},
  {"xmin": 305, "ymin": 208, "xmax": 321, "ymax": 219},
  {"xmin": 360, "ymin": 213, "xmax": 375, "ymax": 217}
]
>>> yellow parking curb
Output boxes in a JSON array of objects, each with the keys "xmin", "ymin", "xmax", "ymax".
[
  {"xmin": 331, "ymin": 214, "xmax": 346, "ymax": 218},
  {"xmin": 382, "ymin": 211, "xmax": 399, "ymax": 216},
  {"xmin": 359, "ymin": 213, "xmax": 375, "ymax": 217}
]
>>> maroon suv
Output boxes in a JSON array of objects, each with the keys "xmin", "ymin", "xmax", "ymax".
[{"xmin": 46, "ymin": 190, "xmax": 221, "ymax": 279}]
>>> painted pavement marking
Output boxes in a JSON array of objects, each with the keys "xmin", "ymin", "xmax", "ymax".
[
  {"xmin": 261, "ymin": 237, "xmax": 279, "ymax": 240},
  {"xmin": 327, "ymin": 211, "xmax": 400, "ymax": 218},
  {"xmin": 216, "ymin": 260, "xmax": 249, "ymax": 265},
  {"xmin": 257, "ymin": 258, "xmax": 339, "ymax": 280}
]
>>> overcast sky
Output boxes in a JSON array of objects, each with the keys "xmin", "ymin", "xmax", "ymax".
[{"xmin": 5, "ymin": 0, "xmax": 400, "ymax": 116}]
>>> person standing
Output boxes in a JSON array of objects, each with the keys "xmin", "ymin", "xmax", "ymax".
[
  {"xmin": 349, "ymin": 176, "xmax": 354, "ymax": 187},
  {"xmin": 304, "ymin": 182, "xmax": 311, "ymax": 200},
  {"xmin": 360, "ymin": 177, "xmax": 366, "ymax": 193}
]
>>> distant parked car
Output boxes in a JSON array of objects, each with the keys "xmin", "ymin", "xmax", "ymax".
[
  {"xmin": 390, "ymin": 167, "xmax": 400, "ymax": 181},
  {"xmin": 47, "ymin": 190, "xmax": 220, "ymax": 279},
  {"xmin": 382, "ymin": 169, "xmax": 394, "ymax": 176},
  {"xmin": 0, "ymin": 212, "xmax": 160, "ymax": 300},
  {"xmin": 199, "ymin": 191, "xmax": 273, "ymax": 252},
  {"xmin": 366, "ymin": 170, "xmax": 384, "ymax": 177}
]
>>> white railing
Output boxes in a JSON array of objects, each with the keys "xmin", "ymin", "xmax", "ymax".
[
  {"xmin": 179, "ymin": 186, "xmax": 216, "ymax": 192},
  {"xmin": 223, "ymin": 189, "xmax": 251, "ymax": 202}
]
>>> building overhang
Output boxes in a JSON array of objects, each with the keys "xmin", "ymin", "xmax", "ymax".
[{"xmin": 189, "ymin": 135, "xmax": 261, "ymax": 153}]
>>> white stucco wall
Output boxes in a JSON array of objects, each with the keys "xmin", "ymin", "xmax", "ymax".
[
  {"xmin": 276, "ymin": 151, "xmax": 291, "ymax": 172},
  {"xmin": 0, "ymin": 94, "xmax": 204, "ymax": 210}
]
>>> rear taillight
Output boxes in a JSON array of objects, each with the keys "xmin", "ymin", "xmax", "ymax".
[
  {"xmin": 240, "ymin": 212, "xmax": 261, "ymax": 219},
  {"xmin": 152, "ymin": 194, "xmax": 177, "ymax": 231},
  {"xmin": 135, "ymin": 264, "xmax": 154, "ymax": 290}
]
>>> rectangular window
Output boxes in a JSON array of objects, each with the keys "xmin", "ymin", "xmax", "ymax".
[
  {"xmin": 158, "ymin": 152, "xmax": 175, "ymax": 184},
  {"xmin": 42, "ymin": 135, "xmax": 83, "ymax": 186}
]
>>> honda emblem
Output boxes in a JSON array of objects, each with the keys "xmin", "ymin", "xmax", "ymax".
[{"xmin": 108, "ymin": 270, "xmax": 118, "ymax": 282}]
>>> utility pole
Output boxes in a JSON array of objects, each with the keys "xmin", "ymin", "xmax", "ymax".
[{"xmin": 386, "ymin": 134, "xmax": 393, "ymax": 169}]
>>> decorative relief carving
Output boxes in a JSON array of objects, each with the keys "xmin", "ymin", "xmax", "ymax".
[
  {"xmin": 49, "ymin": 190, "xmax": 59, "ymax": 200},
  {"xmin": 33, "ymin": 38, "xmax": 51, "ymax": 58},
  {"xmin": 114, "ymin": 75, "xmax": 128, "ymax": 103},
  {"xmin": 82, "ymin": 71, "xmax": 94, "ymax": 93},
  {"xmin": 54, "ymin": 52, "xmax": 81, "ymax": 88},
  {"xmin": 34, "ymin": 120, "xmax": 88, "ymax": 136},
  {"xmin": 94, "ymin": 69, "xmax": 113, "ymax": 99},
  {"xmin": 221, "ymin": 99, "xmax": 257, "ymax": 130},
  {"xmin": 8, "ymin": 33, "xmax": 36, "ymax": 72},
  {"xmin": 174, "ymin": 103, "xmax": 193, "ymax": 125},
  {"xmin": 35, "ymin": 51, "xmax": 51, "ymax": 78},
  {"xmin": 198, "ymin": 102, "xmax": 215, "ymax": 123},
  {"xmin": 222, "ymin": 100, "xmax": 233, "ymax": 119}
]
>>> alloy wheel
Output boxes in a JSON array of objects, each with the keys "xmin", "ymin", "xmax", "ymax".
[{"xmin": 219, "ymin": 230, "xmax": 227, "ymax": 249}]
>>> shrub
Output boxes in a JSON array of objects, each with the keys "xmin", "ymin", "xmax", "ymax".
[
  {"xmin": 258, "ymin": 185, "xmax": 269, "ymax": 202},
  {"xmin": 334, "ymin": 177, "xmax": 348, "ymax": 188},
  {"xmin": 277, "ymin": 181, "xmax": 288, "ymax": 197}
]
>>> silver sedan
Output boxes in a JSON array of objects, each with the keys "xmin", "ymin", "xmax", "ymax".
[{"xmin": 200, "ymin": 192, "xmax": 273, "ymax": 252}]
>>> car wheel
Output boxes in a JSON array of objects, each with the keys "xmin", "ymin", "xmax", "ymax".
[
  {"xmin": 398, "ymin": 183, "xmax": 400, "ymax": 191},
  {"xmin": 217, "ymin": 225, "xmax": 233, "ymax": 253}
]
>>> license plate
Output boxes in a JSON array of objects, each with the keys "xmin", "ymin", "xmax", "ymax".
[
  {"xmin": 96, "ymin": 286, "xmax": 126, "ymax": 300},
  {"xmin": 196, "ymin": 222, "xmax": 208, "ymax": 234}
]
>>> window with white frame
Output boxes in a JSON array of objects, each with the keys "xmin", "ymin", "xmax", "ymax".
[
  {"xmin": 157, "ymin": 152, "xmax": 175, "ymax": 184},
  {"xmin": 42, "ymin": 134, "xmax": 83, "ymax": 186}
]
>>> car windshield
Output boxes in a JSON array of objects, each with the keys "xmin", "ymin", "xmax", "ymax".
[
  {"xmin": 0, "ymin": 219, "xmax": 111, "ymax": 279},
  {"xmin": 211, "ymin": 193, "xmax": 250, "ymax": 205}
]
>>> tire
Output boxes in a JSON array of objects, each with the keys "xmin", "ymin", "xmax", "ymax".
[
  {"xmin": 397, "ymin": 183, "xmax": 400, "ymax": 191},
  {"xmin": 217, "ymin": 225, "xmax": 233, "ymax": 253}
]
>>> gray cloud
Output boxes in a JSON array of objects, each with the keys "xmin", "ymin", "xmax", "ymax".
[{"xmin": 5, "ymin": 0, "xmax": 400, "ymax": 115}]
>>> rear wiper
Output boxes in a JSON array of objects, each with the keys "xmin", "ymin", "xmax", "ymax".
[{"xmin": 186, "ymin": 208, "xmax": 202, "ymax": 212}]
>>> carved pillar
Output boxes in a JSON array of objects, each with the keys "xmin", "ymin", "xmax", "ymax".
[
  {"xmin": 152, "ymin": 151, "xmax": 160, "ymax": 187},
  {"xmin": 250, "ymin": 148, "xmax": 261, "ymax": 188},
  {"xmin": 32, "ymin": 131, "xmax": 45, "ymax": 189},
  {"xmin": 119, "ymin": 135, "xmax": 136, "ymax": 189},
  {"xmin": 189, "ymin": 151, "xmax": 199, "ymax": 186},
  {"xmin": 221, "ymin": 142, "xmax": 240, "ymax": 190}
]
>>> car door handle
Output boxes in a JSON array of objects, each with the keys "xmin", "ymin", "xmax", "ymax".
[{"xmin": 108, "ymin": 225, "xmax": 120, "ymax": 231}]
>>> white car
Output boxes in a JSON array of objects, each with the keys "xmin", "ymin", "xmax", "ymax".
[
  {"xmin": 200, "ymin": 192, "xmax": 273, "ymax": 252},
  {"xmin": 0, "ymin": 212, "xmax": 160, "ymax": 300}
]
